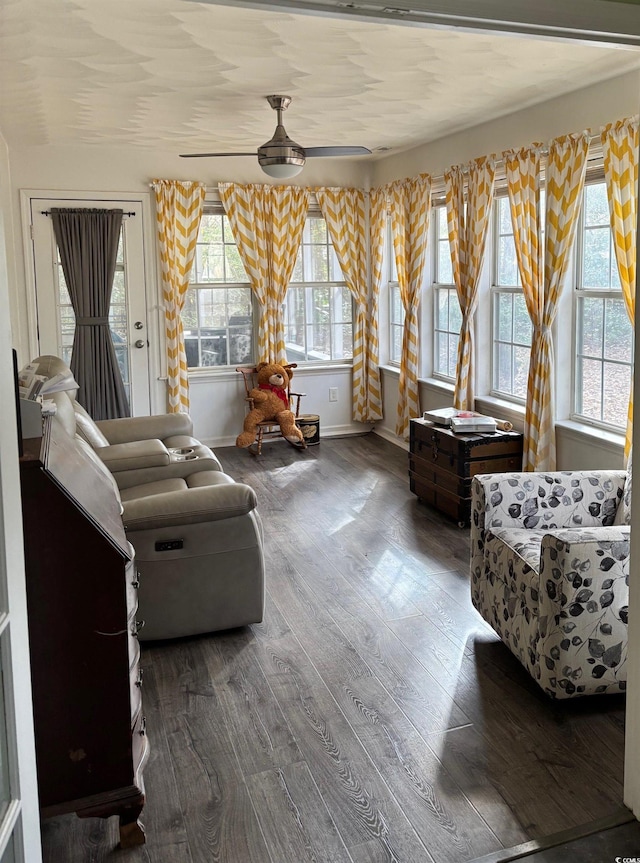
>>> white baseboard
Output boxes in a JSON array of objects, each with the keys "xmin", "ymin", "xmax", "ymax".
[
  {"xmin": 372, "ymin": 425, "xmax": 409, "ymax": 451},
  {"xmin": 202, "ymin": 422, "xmax": 374, "ymax": 450}
]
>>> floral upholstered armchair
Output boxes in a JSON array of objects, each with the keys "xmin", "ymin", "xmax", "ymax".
[{"xmin": 470, "ymin": 460, "xmax": 631, "ymax": 698}]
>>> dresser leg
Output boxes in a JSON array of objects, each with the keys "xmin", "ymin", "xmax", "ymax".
[{"xmin": 119, "ymin": 807, "xmax": 146, "ymax": 848}]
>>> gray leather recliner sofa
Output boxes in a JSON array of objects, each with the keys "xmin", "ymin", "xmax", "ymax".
[{"xmin": 29, "ymin": 356, "xmax": 265, "ymax": 641}]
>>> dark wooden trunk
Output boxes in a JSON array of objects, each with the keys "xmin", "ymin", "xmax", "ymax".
[{"xmin": 409, "ymin": 418, "xmax": 524, "ymax": 526}]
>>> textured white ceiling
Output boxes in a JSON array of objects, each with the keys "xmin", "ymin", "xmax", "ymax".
[{"xmin": 1, "ymin": 0, "xmax": 639, "ymax": 157}]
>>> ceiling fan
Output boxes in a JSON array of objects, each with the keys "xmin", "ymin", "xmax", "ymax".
[{"xmin": 179, "ymin": 95, "xmax": 371, "ymax": 178}]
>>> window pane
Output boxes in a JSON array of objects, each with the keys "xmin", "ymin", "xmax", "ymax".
[
  {"xmin": 497, "ymin": 342, "xmax": 512, "ymax": 393},
  {"xmin": 437, "ymin": 332, "xmax": 448, "ymax": 374},
  {"xmin": 225, "ymin": 244, "xmax": 247, "ymax": 282},
  {"xmin": 513, "ymin": 345, "xmax": 530, "ymax": 400},
  {"xmin": 579, "ymin": 297, "xmax": 604, "ymax": 358},
  {"xmin": 497, "ymin": 292, "xmax": 513, "ymax": 341},
  {"xmin": 603, "ymin": 362, "xmax": 631, "ymax": 427},
  {"xmin": 497, "ymin": 235, "xmax": 519, "ymax": 286},
  {"xmin": 437, "ymin": 289, "xmax": 448, "ymax": 328},
  {"xmin": 584, "ymin": 182, "xmax": 610, "ymax": 227},
  {"xmin": 498, "ymin": 196, "xmax": 512, "ymax": 234},
  {"xmin": 513, "ymin": 295, "xmax": 532, "ymax": 346},
  {"xmin": 392, "ymin": 326, "xmax": 403, "ymax": 364},
  {"xmin": 582, "ymin": 226, "xmax": 612, "ymax": 289},
  {"xmin": 437, "ymin": 206, "xmax": 448, "ymax": 239},
  {"xmin": 449, "ymin": 294, "xmax": 462, "ymax": 331},
  {"xmin": 579, "ymin": 357, "xmax": 603, "ymax": 421},
  {"xmin": 391, "ymin": 286, "xmax": 403, "ymax": 324},
  {"xmin": 448, "ymin": 335, "xmax": 459, "ymax": 378},
  {"xmin": 604, "ymin": 299, "xmax": 633, "ymax": 363},
  {"xmin": 438, "ymin": 241, "xmax": 453, "ymax": 284}
]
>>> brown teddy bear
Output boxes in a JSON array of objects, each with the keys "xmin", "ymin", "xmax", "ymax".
[{"xmin": 236, "ymin": 361, "xmax": 305, "ymax": 448}]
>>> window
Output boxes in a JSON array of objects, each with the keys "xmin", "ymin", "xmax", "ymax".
[
  {"xmin": 574, "ymin": 180, "xmax": 632, "ymax": 429},
  {"xmin": 388, "ymin": 225, "xmax": 403, "ymax": 365},
  {"xmin": 492, "ymin": 195, "xmax": 532, "ymax": 401},
  {"xmin": 56, "ymin": 230, "xmax": 131, "ymax": 404},
  {"xmin": 433, "ymin": 205, "xmax": 460, "ymax": 379},
  {"xmin": 186, "ymin": 210, "xmax": 255, "ymax": 368},
  {"xmin": 283, "ymin": 215, "xmax": 353, "ymax": 363}
]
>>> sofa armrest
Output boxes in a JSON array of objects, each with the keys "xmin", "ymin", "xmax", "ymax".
[
  {"xmin": 96, "ymin": 412, "xmax": 194, "ymax": 444},
  {"xmin": 537, "ymin": 526, "xmax": 629, "ymax": 696},
  {"xmin": 97, "ymin": 439, "xmax": 171, "ymax": 473},
  {"xmin": 471, "ymin": 470, "xmax": 626, "ymax": 531},
  {"xmin": 121, "ymin": 483, "xmax": 257, "ymax": 531}
]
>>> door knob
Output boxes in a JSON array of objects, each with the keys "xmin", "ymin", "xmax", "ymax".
[{"xmin": 135, "ymin": 339, "xmax": 145, "ymax": 349}]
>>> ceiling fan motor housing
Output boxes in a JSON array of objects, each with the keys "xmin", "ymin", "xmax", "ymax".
[{"xmin": 258, "ymin": 123, "xmax": 306, "ymax": 170}]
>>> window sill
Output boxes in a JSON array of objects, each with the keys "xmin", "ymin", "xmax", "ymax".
[{"xmin": 555, "ymin": 419, "xmax": 625, "ymax": 453}]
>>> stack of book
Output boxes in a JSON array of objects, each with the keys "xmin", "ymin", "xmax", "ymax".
[{"xmin": 422, "ymin": 407, "xmax": 497, "ymax": 433}]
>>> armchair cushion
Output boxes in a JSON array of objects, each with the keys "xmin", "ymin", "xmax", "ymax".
[{"xmin": 74, "ymin": 402, "xmax": 110, "ymax": 448}]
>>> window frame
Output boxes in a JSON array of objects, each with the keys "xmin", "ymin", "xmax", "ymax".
[
  {"xmin": 490, "ymin": 193, "xmax": 531, "ymax": 405},
  {"xmin": 432, "ymin": 203, "xmax": 459, "ymax": 382},
  {"xmin": 186, "ymin": 204, "xmax": 257, "ymax": 370},
  {"xmin": 571, "ymin": 176, "xmax": 632, "ymax": 433},
  {"xmin": 283, "ymin": 209, "xmax": 354, "ymax": 365}
]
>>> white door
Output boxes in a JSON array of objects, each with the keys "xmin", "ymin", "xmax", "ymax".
[
  {"xmin": 0, "ymin": 185, "xmax": 42, "ymax": 858},
  {"xmin": 29, "ymin": 198, "xmax": 151, "ymax": 415}
]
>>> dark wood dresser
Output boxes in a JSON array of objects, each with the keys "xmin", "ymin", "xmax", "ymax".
[
  {"xmin": 19, "ymin": 416, "xmax": 148, "ymax": 848},
  {"xmin": 409, "ymin": 418, "xmax": 524, "ymax": 526}
]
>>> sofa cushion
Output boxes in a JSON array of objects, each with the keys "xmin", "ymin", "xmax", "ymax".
[
  {"xmin": 74, "ymin": 402, "xmax": 110, "ymax": 448},
  {"xmin": 485, "ymin": 527, "xmax": 544, "ymax": 610},
  {"xmin": 98, "ymin": 439, "xmax": 171, "ymax": 473}
]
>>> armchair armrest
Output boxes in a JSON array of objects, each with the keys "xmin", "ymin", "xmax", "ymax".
[
  {"xmin": 537, "ymin": 525, "xmax": 629, "ymax": 695},
  {"xmin": 96, "ymin": 412, "xmax": 194, "ymax": 445},
  {"xmin": 122, "ymin": 482, "xmax": 258, "ymax": 531},
  {"xmin": 97, "ymin": 439, "xmax": 170, "ymax": 473}
]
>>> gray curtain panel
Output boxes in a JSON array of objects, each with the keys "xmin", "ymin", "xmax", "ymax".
[{"xmin": 51, "ymin": 208, "xmax": 130, "ymax": 420}]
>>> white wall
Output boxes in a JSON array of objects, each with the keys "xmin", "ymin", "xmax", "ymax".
[{"xmin": 371, "ymin": 70, "xmax": 640, "ymax": 185}]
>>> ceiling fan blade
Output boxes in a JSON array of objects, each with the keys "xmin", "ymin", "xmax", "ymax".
[
  {"xmin": 179, "ymin": 152, "xmax": 257, "ymax": 158},
  {"xmin": 304, "ymin": 146, "xmax": 371, "ymax": 157}
]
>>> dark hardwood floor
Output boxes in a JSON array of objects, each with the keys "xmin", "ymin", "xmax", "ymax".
[{"xmin": 40, "ymin": 433, "xmax": 627, "ymax": 862}]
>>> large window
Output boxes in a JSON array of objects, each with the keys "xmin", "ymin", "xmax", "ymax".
[
  {"xmin": 574, "ymin": 180, "xmax": 632, "ymax": 429},
  {"xmin": 433, "ymin": 205, "xmax": 460, "ymax": 380},
  {"xmin": 284, "ymin": 215, "xmax": 353, "ymax": 363},
  {"xmin": 186, "ymin": 210, "xmax": 255, "ymax": 368},
  {"xmin": 492, "ymin": 195, "xmax": 532, "ymax": 401}
]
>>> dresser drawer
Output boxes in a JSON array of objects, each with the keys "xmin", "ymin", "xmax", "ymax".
[{"xmin": 409, "ymin": 473, "xmax": 471, "ymax": 525}]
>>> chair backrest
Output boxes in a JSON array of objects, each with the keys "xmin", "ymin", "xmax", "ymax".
[{"xmin": 614, "ymin": 446, "xmax": 633, "ymax": 526}]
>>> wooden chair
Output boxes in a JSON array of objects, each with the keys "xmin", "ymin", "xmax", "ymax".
[{"xmin": 236, "ymin": 366, "xmax": 307, "ymax": 456}]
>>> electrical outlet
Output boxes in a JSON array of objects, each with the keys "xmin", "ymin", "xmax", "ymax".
[{"xmin": 329, "ymin": 387, "xmax": 338, "ymax": 402}]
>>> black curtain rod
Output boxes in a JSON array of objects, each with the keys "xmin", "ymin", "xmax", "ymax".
[{"xmin": 40, "ymin": 210, "xmax": 136, "ymax": 216}]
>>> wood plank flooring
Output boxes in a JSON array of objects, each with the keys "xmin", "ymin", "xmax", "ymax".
[{"xmin": 40, "ymin": 433, "xmax": 627, "ymax": 862}]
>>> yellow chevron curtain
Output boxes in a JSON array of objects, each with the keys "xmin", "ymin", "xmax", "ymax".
[
  {"xmin": 445, "ymin": 157, "xmax": 496, "ymax": 411},
  {"xmin": 389, "ymin": 175, "xmax": 432, "ymax": 439},
  {"xmin": 316, "ymin": 187, "xmax": 381, "ymax": 422},
  {"xmin": 602, "ymin": 117, "xmax": 638, "ymax": 461},
  {"xmin": 525, "ymin": 132, "xmax": 589, "ymax": 470},
  {"xmin": 503, "ymin": 146, "xmax": 544, "ymax": 469},
  {"xmin": 153, "ymin": 179, "xmax": 205, "ymax": 412},
  {"xmin": 219, "ymin": 183, "xmax": 309, "ymax": 363},
  {"xmin": 366, "ymin": 187, "xmax": 387, "ymax": 423}
]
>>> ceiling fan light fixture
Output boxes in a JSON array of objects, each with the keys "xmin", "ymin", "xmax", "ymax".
[{"xmin": 260, "ymin": 160, "xmax": 305, "ymax": 179}]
